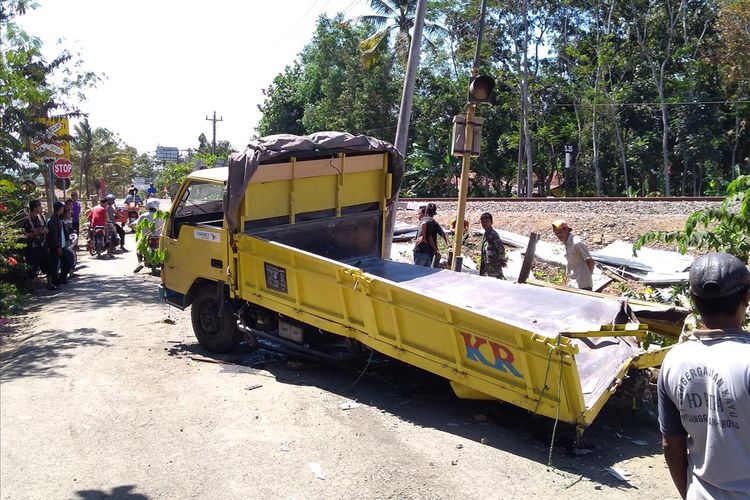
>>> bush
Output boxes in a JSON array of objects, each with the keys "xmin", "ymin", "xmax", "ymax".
[{"xmin": 634, "ymin": 175, "xmax": 750, "ymax": 262}]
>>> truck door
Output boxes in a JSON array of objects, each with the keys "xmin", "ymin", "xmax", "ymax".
[{"xmin": 162, "ymin": 180, "xmax": 227, "ymax": 303}]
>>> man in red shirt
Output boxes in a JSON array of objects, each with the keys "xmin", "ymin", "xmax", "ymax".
[
  {"xmin": 88, "ymin": 198, "xmax": 109, "ymax": 228},
  {"xmin": 87, "ymin": 197, "xmax": 113, "ymax": 256}
]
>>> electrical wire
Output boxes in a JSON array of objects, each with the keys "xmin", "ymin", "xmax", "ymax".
[
  {"xmin": 348, "ymin": 348, "xmax": 374, "ymax": 387},
  {"xmin": 551, "ymin": 99, "xmax": 750, "ymax": 108},
  {"xmin": 547, "ymin": 337, "xmax": 564, "ymax": 467}
]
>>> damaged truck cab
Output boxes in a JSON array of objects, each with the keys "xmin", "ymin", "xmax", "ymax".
[{"xmin": 160, "ymin": 132, "xmax": 682, "ymax": 435}]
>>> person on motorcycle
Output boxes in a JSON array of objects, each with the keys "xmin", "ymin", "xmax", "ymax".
[
  {"xmin": 88, "ymin": 197, "xmax": 112, "ymax": 257},
  {"xmin": 133, "ymin": 198, "xmax": 164, "ymax": 273},
  {"xmin": 105, "ymin": 194, "xmax": 127, "ymax": 252},
  {"xmin": 124, "ymin": 192, "xmax": 143, "ymax": 206}
]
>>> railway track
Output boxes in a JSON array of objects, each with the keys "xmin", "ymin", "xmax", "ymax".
[{"xmin": 400, "ymin": 196, "xmax": 722, "ymax": 203}]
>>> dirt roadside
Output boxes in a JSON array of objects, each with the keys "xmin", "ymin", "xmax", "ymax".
[{"xmin": 1, "ymin": 232, "xmax": 681, "ymax": 499}]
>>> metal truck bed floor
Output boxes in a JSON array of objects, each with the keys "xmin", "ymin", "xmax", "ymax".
[{"xmin": 356, "ymin": 257, "xmax": 642, "ymax": 408}]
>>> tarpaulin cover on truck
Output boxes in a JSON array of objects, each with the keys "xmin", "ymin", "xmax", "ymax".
[{"xmin": 225, "ymin": 132, "xmax": 405, "ymax": 235}]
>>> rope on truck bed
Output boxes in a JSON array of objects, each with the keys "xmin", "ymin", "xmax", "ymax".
[{"xmin": 532, "ymin": 334, "xmax": 564, "ymax": 467}]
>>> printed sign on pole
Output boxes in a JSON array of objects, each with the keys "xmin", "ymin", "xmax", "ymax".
[
  {"xmin": 564, "ymin": 144, "xmax": 573, "ymax": 170},
  {"xmin": 30, "ymin": 117, "xmax": 71, "ymax": 161}
]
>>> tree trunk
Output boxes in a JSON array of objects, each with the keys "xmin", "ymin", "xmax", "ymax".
[
  {"xmin": 517, "ymin": 127, "xmax": 525, "ymax": 196},
  {"xmin": 612, "ymin": 110, "xmax": 629, "ymax": 193},
  {"xmin": 693, "ymin": 163, "xmax": 698, "ymax": 196},
  {"xmin": 592, "ymin": 106, "xmax": 602, "ymax": 196},
  {"xmin": 731, "ymin": 107, "xmax": 740, "ymax": 179},
  {"xmin": 657, "ymin": 81, "xmax": 671, "ymax": 196},
  {"xmin": 681, "ymin": 157, "xmax": 689, "ymax": 195},
  {"xmin": 522, "ymin": 0, "xmax": 534, "ymax": 198},
  {"xmin": 574, "ymin": 104, "xmax": 583, "ymax": 196}
]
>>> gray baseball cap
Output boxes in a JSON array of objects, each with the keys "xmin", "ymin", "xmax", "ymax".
[{"xmin": 689, "ymin": 252, "xmax": 750, "ymax": 298}]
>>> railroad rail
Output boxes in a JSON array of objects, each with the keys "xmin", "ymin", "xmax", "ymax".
[{"xmin": 400, "ymin": 196, "xmax": 722, "ymax": 203}]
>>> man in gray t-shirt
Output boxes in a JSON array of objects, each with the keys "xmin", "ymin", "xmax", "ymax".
[{"xmin": 658, "ymin": 252, "xmax": 750, "ymax": 499}]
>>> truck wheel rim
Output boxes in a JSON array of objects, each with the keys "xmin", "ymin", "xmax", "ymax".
[{"xmin": 199, "ymin": 300, "xmax": 221, "ymax": 336}]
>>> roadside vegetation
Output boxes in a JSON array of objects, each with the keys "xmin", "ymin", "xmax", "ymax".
[
  {"xmin": 635, "ymin": 175, "xmax": 750, "ymax": 262},
  {"xmin": 259, "ymin": 0, "xmax": 750, "ymax": 198}
]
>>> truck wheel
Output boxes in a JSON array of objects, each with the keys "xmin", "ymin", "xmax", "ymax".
[{"xmin": 191, "ymin": 285, "xmax": 238, "ymax": 353}]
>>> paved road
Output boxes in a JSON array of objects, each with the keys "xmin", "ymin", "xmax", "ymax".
[{"xmin": 0, "ymin": 238, "xmax": 679, "ymax": 499}]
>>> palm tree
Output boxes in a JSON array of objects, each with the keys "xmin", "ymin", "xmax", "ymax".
[
  {"xmin": 358, "ymin": 0, "xmax": 445, "ymax": 66},
  {"xmin": 72, "ymin": 119, "xmax": 93, "ymax": 199},
  {"xmin": 72, "ymin": 119, "xmax": 132, "ymax": 200}
]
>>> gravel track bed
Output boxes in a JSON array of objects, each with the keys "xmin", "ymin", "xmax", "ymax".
[{"xmin": 397, "ymin": 199, "xmax": 723, "ymax": 250}]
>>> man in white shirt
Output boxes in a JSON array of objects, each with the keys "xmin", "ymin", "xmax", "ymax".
[{"xmin": 551, "ymin": 219, "xmax": 594, "ymax": 290}]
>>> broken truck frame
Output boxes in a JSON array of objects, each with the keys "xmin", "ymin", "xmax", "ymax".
[{"xmin": 159, "ymin": 133, "xmax": 682, "ymax": 437}]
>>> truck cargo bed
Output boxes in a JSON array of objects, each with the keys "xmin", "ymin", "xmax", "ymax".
[
  {"xmin": 357, "ymin": 258, "xmax": 644, "ymax": 409},
  {"xmin": 235, "ymin": 234, "xmax": 669, "ymax": 431}
]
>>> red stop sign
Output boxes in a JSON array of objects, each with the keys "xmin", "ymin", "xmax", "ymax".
[{"xmin": 53, "ymin": 159, "xmax": 73, "ymax": 178}]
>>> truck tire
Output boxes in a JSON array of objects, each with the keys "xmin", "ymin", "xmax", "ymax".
[{"xmin": 191, "ymin": 285, "xmax": 238, "ymax": 353}]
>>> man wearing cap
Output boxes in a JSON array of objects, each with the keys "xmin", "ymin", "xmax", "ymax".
[
  {"xmin": 658, "ymin": 252, "xmax": 750, "ymax": 499},
  {"xmin": 552, "ymin": 219, "xmax": 595, "ymax": 290}
]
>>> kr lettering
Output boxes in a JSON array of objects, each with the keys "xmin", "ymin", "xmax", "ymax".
[{"xmin": 460, "ymin": 332, "xmax": 522, "ymax": 378}]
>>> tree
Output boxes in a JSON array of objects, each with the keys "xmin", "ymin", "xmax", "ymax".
[
  {"xmin": 0, "ymin": 2, "xmax": 98, "ymax": 175},
  {"xmin": 71, "ymin": 120, "xmax": 132, "ymax": 199},
  {"xmin": 358, "ymin": 0, "xmax": 446, "ymax": 66},
  {"xmin": 253, "ymin": 1, "xmax": 750, "ymax": 199},
  {"xmin": 715, "ymin": 0, "xmax": 750, "ymax": 179},
  {"xmin": 257, "ymin": 15, "xmax": 399, "ymax": 140},
  {"xmin": 256, "ymin": 64, "xmax": 306, "ymax": 137}
]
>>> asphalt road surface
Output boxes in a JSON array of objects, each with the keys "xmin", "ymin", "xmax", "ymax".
[{"xmin": 1, "ymin": 236, "xmax": 680, "ymax": 499}]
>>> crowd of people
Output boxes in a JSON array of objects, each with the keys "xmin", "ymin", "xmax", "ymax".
[
  {"xmin": 20, "ymin": 195, "xmax": 80, "ymax": 290},
  {"xmin": 19, "ymin": 185, "xmax": 166, "ymax": 290},
  {"xmin": 410, "ymin": 204, "xmax": 595, "ymax": 289}
]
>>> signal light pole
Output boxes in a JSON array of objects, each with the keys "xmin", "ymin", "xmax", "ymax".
[{"xmin": 451, "ymin": 0, "xmax": 493, "ymax": 271}]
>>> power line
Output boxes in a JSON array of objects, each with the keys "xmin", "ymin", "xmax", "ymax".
[
  {"xmin": 342, "ymin": 0, "xmax": 365, "ymax": 18},
  {"xmin": 278, "ymin": 0, "xmax": 326, "ymax": 45},
  {"xmin": 552, "ymin": 99, "xmax": 750, "ymax": 107}
]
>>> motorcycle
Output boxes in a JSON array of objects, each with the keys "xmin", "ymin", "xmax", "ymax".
[
  {"xmin": 87, "ymin": 225, "xmax": 119, "ymax": 258},
  {"xmin": 66, "ymin": 232, "xmax": 78, "ymax": 270},
  {"xmin": 88, "ymin": 226, "xmax": 107, "ymax": 258},
  {"xmin": 127, "ymin": 202, "xmax": 141, "ymax": 227},
  {"xmin": 144, "ymin": 234, "xmax": 161, "ymax": 274}
]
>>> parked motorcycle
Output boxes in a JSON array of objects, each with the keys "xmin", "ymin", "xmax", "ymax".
[{"xmin": 66, "ymin": 232, "xmax": 78, "ymax": 270}]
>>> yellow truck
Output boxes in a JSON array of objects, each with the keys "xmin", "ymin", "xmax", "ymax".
[{"xmin": 160, "ymin": 132, "xmax": 682, "ymax": 436}]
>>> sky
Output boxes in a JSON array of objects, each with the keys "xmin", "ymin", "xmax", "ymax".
[{"xmin": 18, "ymin": 0, "xmax": 372, "ymax": 155}]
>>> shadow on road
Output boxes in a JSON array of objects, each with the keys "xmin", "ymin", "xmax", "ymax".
[
  {"xmin": 40, "ymin": 271, "xmax": 161, "ymax": 316},
  {"xmin": 0, "ymin": 327, "xmax": 118, "ymax": 381},
  {"xmin": 76, "ymin": 485, "xmax": 149, "ymax": 500},
  {"xmin": 166, "ymin": 340, "xmax": 659, "ymax": 489}
]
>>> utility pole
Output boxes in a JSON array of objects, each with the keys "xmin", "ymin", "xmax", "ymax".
[
  {"xmin": 394, "ymin": 0, "xmax": 427, "ymax": 157},
  {"xmin": 43, "ymin": 158, "xmax": 55, "ymax": 212},
  {"xmin": 205, "ymin": 111, "xmax": 223, "ymax": 155}
]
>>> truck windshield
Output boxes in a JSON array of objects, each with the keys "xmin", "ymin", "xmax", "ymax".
[{"xmin": 174, "ymin": 181, "xmax": 224, "ymax": 217}]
